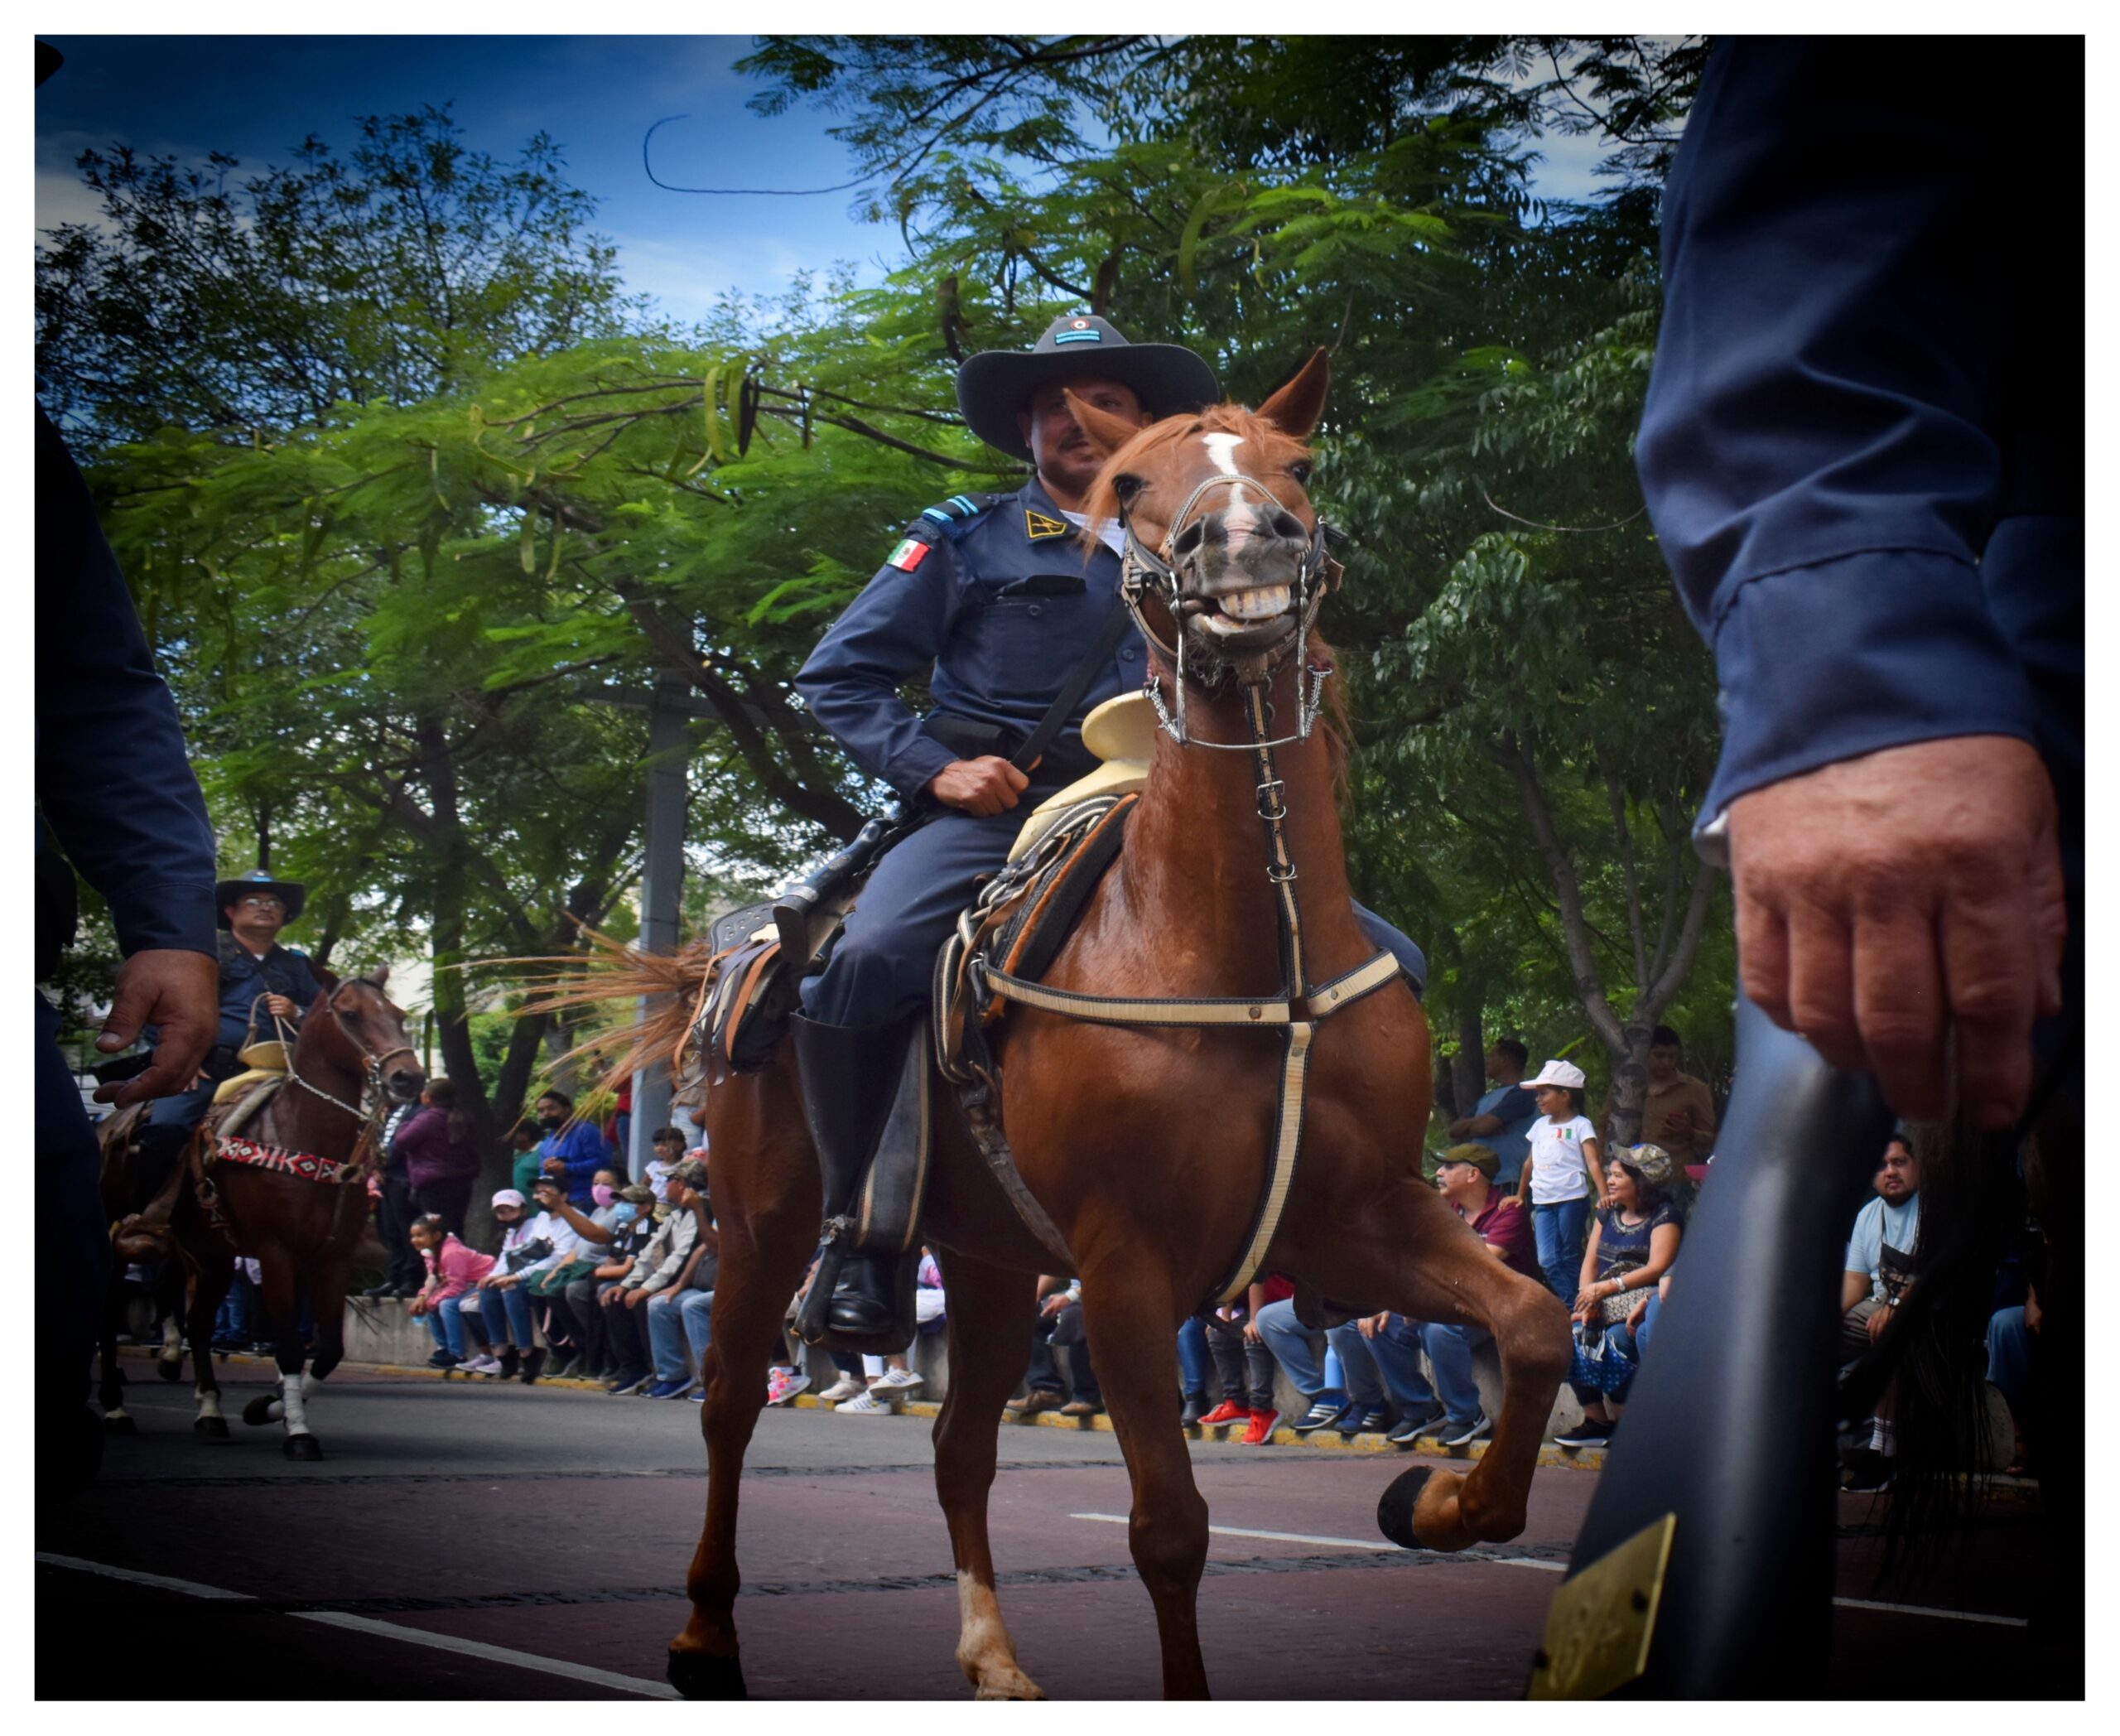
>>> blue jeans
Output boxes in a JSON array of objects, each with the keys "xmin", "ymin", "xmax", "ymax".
[
  {"xmin": 422, "ymin": 1295, "xmax": 482, "ymax": 1360},
  {"xmin": 492, "ymin": 1282, "xmax": 537, "ymax": 1349},
  {"xmin": 1177, "ymin": 1317, "xmax": 1210, "ymax": 1398},
  {"xmin": 214, "ymin": 1275, "xmax": 254, "ymax": 1344},
  {"xmin": 1252, "ymin": 1298, "xmax": 1346, "ymax": 1407},
  {"xmin": 1633, "ymin": 1290, "xmax": 1663, "ymax": 1360},
  {"xmin": 1533, "ymin": 1197, "xmax": 1592, "ymax": 1301},
  {"xmin": 648, "ymin": 1288, "xmax": 715, "ymax": 1383},
  {"xmin": 1328, "ymin": 1316, "xmax": 1487, "ymax": 1428},
  {"xmin": 1987, "ymin": 1304, "xmax": 2031, "ymax": 1416}
]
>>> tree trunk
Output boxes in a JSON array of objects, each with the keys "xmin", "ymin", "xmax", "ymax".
[{"xmin": 1453, "ymin": 1003, "xmax": 1486, "ymax": 1127}]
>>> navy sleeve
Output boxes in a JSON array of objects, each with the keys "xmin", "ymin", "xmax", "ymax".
[
  {"xmin": 795, "ymin": 534, "xmax": 965, "ymax": 800},
  {"xmin": 1636, "ymin": 41, "xmax": 2045, "ymax": 828},
  {"xmin": 36, "ymin": 407, "xmax": 218, "ymax": 957}
]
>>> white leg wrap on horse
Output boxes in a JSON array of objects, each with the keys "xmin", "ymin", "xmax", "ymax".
[
  {"xmin": 160, "ymin": 1319, "xmax": 183, "ymax": 1359},
  {"xmin": 280, "ymin": 1379, "xmax": 311, "ymax": 1436},
  {"xmin": 196, "ymin": 1390, "xmax": 222, "ymax": 1420}
]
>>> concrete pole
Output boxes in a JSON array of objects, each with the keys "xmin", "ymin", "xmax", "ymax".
[{"xmin": 627, "ymin": 672, "xmax": 690, "ymax": 1180}]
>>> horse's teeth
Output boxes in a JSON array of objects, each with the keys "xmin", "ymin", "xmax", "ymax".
[{"xmin": 1219, "ymin": 585, "xmax": 1289, "ymax": 622}]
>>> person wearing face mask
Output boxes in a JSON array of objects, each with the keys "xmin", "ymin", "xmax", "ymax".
[
  {"xmin": 525, "ymin": 1173, "xmax": 623, "ymax": 1377},
  {"xmin": 530, "ymin": 1087, "xmax": 611, "ymax": 1208}
]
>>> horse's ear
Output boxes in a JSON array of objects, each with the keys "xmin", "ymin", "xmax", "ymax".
[
  {"xmin": 367, "ymin": 962, "xmax": 390, "ymax": 987},
  {"xmin": 1255, "ymin": 349, "xmax": 1331, "ymax": 437},
  {"xmin": 1062, "ymin": 389, "xmax": 1148, "ymax": 458}
]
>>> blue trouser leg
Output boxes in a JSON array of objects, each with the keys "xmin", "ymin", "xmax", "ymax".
[
  {"xmin": 497, "ymin": 1284, "xmax": 537, "ymax": 1348},
  {"xmin": 1417, "ymin": 1321, "xmax": 1490, "ymax": 1425},
  {"xmin": 679, "ymin": 1290, "xmax": 716, "ymax": 1369},
  {"xmin": 143, "ymin": 1073, "xmax": 217, "ymax": 1132},
  {"xmin": 1634, "ymin": 1290, "xmax": 1662, "ymax": 1359},
  {"xmin": 1363, "ymin": 1315, "xmax": 1442, "ymax": 1412},
  {"xmin": 646, "ymin": 1291, "xmax": 691, "ymax": 1382},
  {"xmin": 438, "ymin": 1296, "xmax": 472, "ymax": 1359},
  {"xmin": 1986, "ymin": 1304, "xmax": 2031, "ymax": 1416},
  {"xmin": 37, "ymin": 993, "xmax": 108, "ymax": 1426},
  {"xmin": 1253, "ymin": 1298, "xmax": 1342, "ymax": 1405},
  {"xmin": 1351, "ymin": 904, "xmax": 1427, "ymax": 999},
  {"xmin": 801, "ymin": 808, "xmax": 1029, "ymax": 1026},
  {"xmin": 1324, "ymin": 1322, "xmax": 1390, "ymax": 1408},
  {"xmin": 1176, "ymin": 1317, "xmax": 1210, "ymax": 1398},
  {"xmin": 1533, "ymin": 1198, "xmax": 1590, "ymax": 1301},
  {"xmin": 424, "ymin": 1310, "xmax": 446, "ymax": 1352}
]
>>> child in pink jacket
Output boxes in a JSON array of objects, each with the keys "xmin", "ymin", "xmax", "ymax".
[{"xmin": 409, "ymin": 1215, "xmax": 498, "ymax": 1372}]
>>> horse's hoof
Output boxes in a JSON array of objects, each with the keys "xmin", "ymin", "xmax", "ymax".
[
  {"xmin": 282, "ymin": 1433, "xmax": 323, "ymax": 1462},
  {"xmin": 155, "ymin": 1357, "xmax": 185, "ymax": 1382},
  {"xmin": 102, "ymin": 1413, "xmax": 137, "ymax": 1437},
  {"xmin": 194, "ymin": 1415, "xmax": 230, "ymax": 1440},
  {"xmin": 242, "ymin": 1394, "xmax": 278, "ymax": 1428},
  {"xmin": 667, "ymin": 1650, "xmax": 747, "ymax": 1700},
  {"xmin": 1376, "ymin": 1466, "xmax": 1434, "ymax": 1550}
]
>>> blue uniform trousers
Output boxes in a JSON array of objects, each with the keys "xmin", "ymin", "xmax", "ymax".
[
  {"xmin": 145, "ymin": 1074, "xmax": 220, "ymax": 1134},
  {"xmin": 802, "ymin": 805, "xmax": 1427, "ymax": 1030},
  {"xmin": 37, "ymin": 994, "xmax": 107, "ymax": 1419}
]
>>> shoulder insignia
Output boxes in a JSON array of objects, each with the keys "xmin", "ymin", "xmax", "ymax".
[
  {"xmin": 1024, "ymin": 508, "xmax": 1070, "ymax": 541},
  {"xmin": 886, "ymin": 537, "xmax": 932, "ymax": 573}
]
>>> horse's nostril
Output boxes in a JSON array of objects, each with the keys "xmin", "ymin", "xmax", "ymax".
[
  {"xmin": 1173, "ymin": 520, "xmax": 1206, "ymax": 556},
  {"xmin": 1272, "ymin": 511, "xmax": 1305, "ymax": 540}
]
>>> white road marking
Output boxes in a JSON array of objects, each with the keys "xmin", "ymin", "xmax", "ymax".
[
  {"xmin": 1064, "ymin": 1517, "xmax": 2032, "ymax": 1625},
  {"xmin": 1202, "ymin": 432, "xmax": 1244, "ymax": 475},
  {"xmin": 36, "ymin": 1550, "xmax": 681, "ymax": 1697}
]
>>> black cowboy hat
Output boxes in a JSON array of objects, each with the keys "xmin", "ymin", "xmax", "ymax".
[
  {"xmin": 215, "ymin": 866, "xmax": 307, "ymax": 929},
  {"xmin": 36, "ymin": 41, "xmax": 63, "ymax": 88},
  {"xmin": 956, "ymin": 313, "xmax": 1219, "ymax": 462}
]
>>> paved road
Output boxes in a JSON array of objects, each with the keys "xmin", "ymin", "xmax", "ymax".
[{"xmin": 38, "ymin": 1355, "xmax": 2073, "ymax": 1700}]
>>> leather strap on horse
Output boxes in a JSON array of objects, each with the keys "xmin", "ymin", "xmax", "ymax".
[{"xmin": 971, "ymin": 678, "xmax": 1402, "ymax": 1309}]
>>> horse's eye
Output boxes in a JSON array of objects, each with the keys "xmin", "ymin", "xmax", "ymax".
[
  {"xmin": 1112, "ymin": 474, "xmax": 1145, "ymax": 504},
  {"xmin": 1287, "ymin": 461, "xmax": 1313, "ymax": 486}
]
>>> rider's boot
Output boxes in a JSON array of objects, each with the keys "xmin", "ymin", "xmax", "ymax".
[
  {"xmin": 116, "ymin": 1122, "xmax": 194, "ymax": 1256},
  {"xmin": 787, "ymin": 1014, "xmax": 923, "ymax": 1353}
]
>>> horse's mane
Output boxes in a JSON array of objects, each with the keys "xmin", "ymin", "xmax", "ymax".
[
  {"xmin": 495, "ymin": 930, "xmax": 714, "ymax": 1102},
  {"xmin": 1082, "ymin": 402, "xmax": 1352, "ymax": 788}
]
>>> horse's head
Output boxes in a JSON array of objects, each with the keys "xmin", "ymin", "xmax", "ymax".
[
  {"xmin": 1078, "ymin": 349, "xmax": 1335, "ymax": 689},
  {"xmin": 320, "ymin": 965, "xmax": 426, "ymax": 1103}
]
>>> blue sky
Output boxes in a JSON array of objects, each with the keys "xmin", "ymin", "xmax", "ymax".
[{"xmin": 35, "ymin": 36, "xmax": 1611, "ymax": 326}]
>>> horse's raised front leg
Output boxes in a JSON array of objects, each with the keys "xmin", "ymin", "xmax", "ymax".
[
  {"xmin": 929, "ymin": 1248, "xmax": 1044, "ymax": 1700},
  {"xmin": 185, "ymin": 1254, "xmax": 234, "ymax": 1440},
  {"xmin": 1078, "ymin": 1256, "xmax": 1212, "ymax": 1700},
  {"xmin": 1331, "ymin": 1181, "xmax": 1569, "ymax": 1550},
  {"xmin": 668, "ymin": 1145, "xmax": 816, "ymax": 1701}
]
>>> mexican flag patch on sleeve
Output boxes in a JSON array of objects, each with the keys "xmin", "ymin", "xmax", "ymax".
[{"xmin": 887, "ymin": 537, "xmax": 932, "ymax": 572}]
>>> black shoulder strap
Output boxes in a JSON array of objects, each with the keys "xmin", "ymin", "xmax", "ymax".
[{"xmin": 1010, "ymin": 591, "xmax": 1135, "ymax": 774}]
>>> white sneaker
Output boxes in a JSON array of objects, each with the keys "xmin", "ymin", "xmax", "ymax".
[
  {"xmin": 817, "ymin": 1376, "xmax": 866, "ymax": 1404},
  {"xmin": 870, "ymin": 1367, "xmax": 925, "ymax": 1393},
  {"xmin": 836, "ymin": 1390, "xmax": 894, "ymax": 1414},
  {"xmin": 462, "ymin": 1355, "xmax": 503, "ymax": 1376},
  {"xmin": 764, "ymin": 1368, "xmax": 810, "ymax": 1406}
]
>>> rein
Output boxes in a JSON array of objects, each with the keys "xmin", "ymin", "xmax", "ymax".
[
  {"xmin": 256, "ymin": 996, "xmax": 412, "ymax": 1156},
  {"xmin": 974, "ymin": 482, "xmax": 1396, "ymax": 1309}
]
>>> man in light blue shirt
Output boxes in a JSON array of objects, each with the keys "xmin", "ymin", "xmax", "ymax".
[{"xmin": 1447, "ymin": 1039, "xmax": 1539, "ymax": 1189}]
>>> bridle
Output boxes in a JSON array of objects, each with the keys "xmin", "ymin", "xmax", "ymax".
[
  {"xmin": 258, "ymin": 982, "xmax": 418, "ymax": 1133},
  {"xmin": 1114, "ymin": 467, "xmax": 1345, "ymax": 751}
]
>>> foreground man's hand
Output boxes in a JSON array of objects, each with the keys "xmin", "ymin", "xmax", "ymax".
[
  {"xmin": 927, "ymin": 755, "xmax": 1034, "ymax": 816},
  {"xmin": 94, "ymin": 948, "xmax": 218, "ymax": 1106},
  {"xmin": 1726, "ymin": 735, "xmax": 2065, "ymax": 1130}
]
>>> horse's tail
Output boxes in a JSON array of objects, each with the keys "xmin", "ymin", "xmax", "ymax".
[{"xmin": 497, "ymin": 925, "xmax": 723, "ymax": 1099}]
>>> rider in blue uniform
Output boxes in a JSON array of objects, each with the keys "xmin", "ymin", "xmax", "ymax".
[
  {"xmin": 132, "ymin": 866, "xmax": 325, "ymax": 1208},
  {"xmin": 791, "ymin": 314, "xmax": 1427, "ymax": 1341}
]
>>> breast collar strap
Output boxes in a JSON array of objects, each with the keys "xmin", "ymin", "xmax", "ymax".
[{"xmin": 971, "ymin": 650, "xmax": 1399, "ymax": 1309}]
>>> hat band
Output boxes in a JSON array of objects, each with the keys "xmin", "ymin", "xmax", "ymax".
[{"xmin": 1052, "ymin": 330, "xmax": 1104, "ymax": 345}]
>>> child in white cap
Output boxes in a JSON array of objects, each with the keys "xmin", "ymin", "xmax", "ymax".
[{"xmin": 1514, "ymin": 1059, "xmax": 1608, "ymax": 1300}]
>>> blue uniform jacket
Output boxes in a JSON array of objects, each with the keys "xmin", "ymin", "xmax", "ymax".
[
  {"xmin": 796, "ymin": 479, "xmax": 1149, "ymax": 801},
  {"xmin": 36, "ymin": 407, "xmax": 217, "ymax": 972},
  {"xmin": 1636, "ymin": 39, "xmax": 2080, "ymax": 834},
  {"xmin": 215, "ymin": 936, "xmax": 325, "ymax": 1053}
]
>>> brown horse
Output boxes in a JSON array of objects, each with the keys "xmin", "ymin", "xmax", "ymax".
[
  {"xmin": 151, "ymin": 971, "xmax": 425, "ymax": 1458},
  {"xmin": 584, "ymin": 353, "xmax": 1569, "ymax": 1698}
]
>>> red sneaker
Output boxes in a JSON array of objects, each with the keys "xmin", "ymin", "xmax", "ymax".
[
  {"xmin": 1240, "ymin": 1407, "xmax": 1282, "ymax": 1445},
  {"xmin": 1197, "ymin": 1399, "xmax": 1250, "ymax": 1428}
]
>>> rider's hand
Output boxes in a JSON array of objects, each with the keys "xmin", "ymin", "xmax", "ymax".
[
  {"xmin": 926, "ymin": 755, "xmax": 1034, "ymax": 817},
  {"xmin": 1726, "ymin": 735, "xmax": 2066, "ymax": 1130},
  {"xmin": 94, "ymin": 948, "xmax": 218, "ymax": 1106},
  {"xmin": 263, "ymin": 993, "xmax": 298, "ymax": 1021}
]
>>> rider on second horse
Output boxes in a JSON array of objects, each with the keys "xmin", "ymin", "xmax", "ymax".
[
  {"xmin": 128, "ymin": 866, "xmax": 324, "ymax": 1208},
  {"xmin": 790, "ymin": 314, "xmax": 1429, "ymax": 1344}
]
